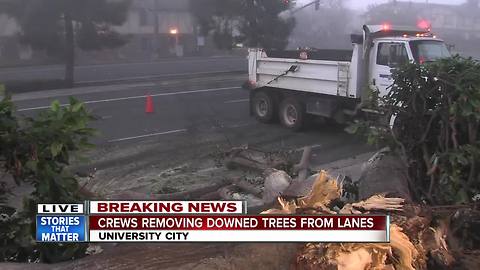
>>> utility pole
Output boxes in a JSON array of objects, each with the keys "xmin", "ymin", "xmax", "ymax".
[
  {"xmin": 64, "ymin": 10, "xmax": 75, "ymax": 87},
  {"xmin": 246, "ymin": 0, "xmax": 258, "ymax": 47},
  {"xmin": 153, "ymin": 0, "xmax": 160, "ymax": 58}
]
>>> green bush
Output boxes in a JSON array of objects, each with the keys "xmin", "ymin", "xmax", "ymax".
[
  {"xmin": 0, "ymin": 96, "xmax": 95, "ymax": 263},
  {"xmin": 351, "ymin": 56, "xmax": 480, "ymax": 204}
]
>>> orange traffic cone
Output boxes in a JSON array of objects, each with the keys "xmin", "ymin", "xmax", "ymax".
[{"xmin": 145, "ymin": 95, "xmax": 154, "ymax": 113}]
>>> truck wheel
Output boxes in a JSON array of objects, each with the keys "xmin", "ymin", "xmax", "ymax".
[
  {"xmin": 252, "ymin": 91, "xmax": 275, "ymax": 123},
  {"xmin": 279, "ymin": 98, "xmax": 305, "ymax": 131}
]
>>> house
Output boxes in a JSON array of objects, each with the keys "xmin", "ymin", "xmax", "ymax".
[
  {"xmin": 0, "ymin": 14, "xmax": 37, "ymax": 64},
  {"xmin": 112, "ymin": 0, "xmax": 204, "ymax": 58},
  {"xmin": 0, "ymin": 0, "xmax": 218, "ymax": 66}
]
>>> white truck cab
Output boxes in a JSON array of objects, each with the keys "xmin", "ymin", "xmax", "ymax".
[
  {"xmin": 370, "ymin": 35, "xmax": 450, "ymax": 96},
  {"xmin": 246, "ymin": 25, "xmax": 451, "ymax": 130}
]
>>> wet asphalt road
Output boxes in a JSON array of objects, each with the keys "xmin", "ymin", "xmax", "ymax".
[
  {"xmin": 12, "ymin": 73, "xmax": 372, "ymax": 170},
  {"xmin": 0, "ymin": 56, "xmax": 247, "ymax": 83}
]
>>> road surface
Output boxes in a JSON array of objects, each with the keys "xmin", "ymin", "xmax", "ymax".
[
  {"xmin": 12, "ymin": 74, "xmax": 372, "ymax": 175},
  {"xmin": 0, "ymin": 56, "xmax": 247, "ymax": 83}
]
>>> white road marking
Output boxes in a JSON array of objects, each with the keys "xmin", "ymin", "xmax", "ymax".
[
  {"xmin": 77, "ymin": 70, "xmax": 244, "ymax": 84},
  {"xmin": 129, "ymin": 83, "xmax": 156, "ymax": 87},
  {"xmin": 223, "ymin": 99, "xmax": 249, "ymax": 104},
  {"xmin": 108, "ymin": 129, "xmax": 187, "ymax": 143},
  {"xmin": 17, "ymin": 86, "xmax": 241, "ymax": 112},
  {"xmin": 226, "ymin": 123, "xmax": 252, "ymax": 128},
  {"xmin": 11, "ymin": 82, "xmax": 157, "ymax": 102}
]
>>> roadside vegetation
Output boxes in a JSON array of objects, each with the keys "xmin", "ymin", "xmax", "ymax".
[
  {"xmin": 0, "ymin": 96, "xmax": 95, "ymax": 263},
  {"xmin": 349, "ymin": 56, "xmax": 480, "ymax": 205},
  {"xmin": 190, "ymin": 0, "xmax": 296, "ymax": 50}
]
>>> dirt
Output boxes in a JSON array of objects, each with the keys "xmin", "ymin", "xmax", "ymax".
[
  {"xmin": 1, "ymin": 243, "xmax": 300, "ymax": 270},
  {"xmin": 76, "ymin": 139, "xmax": 237, "ymax": 197},
  {"xmin": 71, "ymin": 121, "xmax": 372, "ymax": 199},
  {"xmin": 76, "ymin": 136, "xmax": 300, "ymax": 200},
  {"xmin": 1, "ymin": 122, "xmax": 375, "ymax": 269}
]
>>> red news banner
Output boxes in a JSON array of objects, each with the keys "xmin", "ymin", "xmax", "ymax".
[{"xmin": 88, "ymin": 201, "xmax": 390, "ymax": 243}]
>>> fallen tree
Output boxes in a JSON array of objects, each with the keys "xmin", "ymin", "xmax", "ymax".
[
  {"xmin": 334, "ymin": 55, "xmax": 480, "ymax": 269},
  {"xmin": 263, "ymin": 171, "xmax": 480, "ymax": 270}
]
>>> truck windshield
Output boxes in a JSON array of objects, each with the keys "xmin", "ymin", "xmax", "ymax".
[{"xmin": 409, "ymin": 40, "xmax": 451, "ymax": 63}]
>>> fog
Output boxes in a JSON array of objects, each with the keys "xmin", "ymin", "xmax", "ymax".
[
  {"xmin": 290, "ymin": 0, "xmax": 480, "ymax": 59},
  {"xmin": 346, "ymin": 0, "xmax": 463, "ymax": 10}
]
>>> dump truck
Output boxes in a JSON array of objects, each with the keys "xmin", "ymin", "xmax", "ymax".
[{"xmin": 246, "ymin": 25, "xmax": 451, "ymax": 130}]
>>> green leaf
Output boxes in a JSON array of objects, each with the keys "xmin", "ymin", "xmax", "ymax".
[
  {"xmin": 456, "ymin": 189, "xmax": 470, "ymax": 204},
  {"xmin": 25, "ymin": 160, "xmax": 38, "ymax": 172},
  {"xmin": 37, "ymin": 178, "xmax": 50, "ymax": 196},
  {"xmin": 70, "ymin": 102, "xmax": 83, "ymax": 113},
  {"xmin": 344, "ymin": 124, "xmax": 359, "ymax": 135},
  {"xmin": 51, "ymin": 100, "xmax": 61, "ymax": 112},
  {"xmin": 50, "ymin": 142, "xmax": 63, "ymax": 157}
]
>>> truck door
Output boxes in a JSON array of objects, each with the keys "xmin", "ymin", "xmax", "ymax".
[{"xmin": 372, "ymin": 42, "xmax": 410, "ymax": 96}]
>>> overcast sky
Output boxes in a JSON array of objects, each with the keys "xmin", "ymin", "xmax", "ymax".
[{"xmin": 340, "ymin": 0, "xmax": 464, "ymax": 10}]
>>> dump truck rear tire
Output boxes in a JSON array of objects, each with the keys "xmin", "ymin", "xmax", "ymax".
[
  {"xmin": 252, "ymin": 91, "xmax": 276, "ymax": 123},
  {"xmin": 279, "ymin": 97, "xmax": 305, "ymax": 131}
]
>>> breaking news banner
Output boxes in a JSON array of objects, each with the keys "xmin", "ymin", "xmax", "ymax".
[
  {"xmin": 36, "ymin": 201, "xmax": 390, "ymax": 243},
  {"xmin": 89, "ymin": 200, "xmax": 246, "ymax": 214}
]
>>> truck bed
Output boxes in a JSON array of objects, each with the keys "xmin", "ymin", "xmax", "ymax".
[
  {"xmin": 248, "ymin": 48, "xmax": 360, "ymax": 99},
  {"xmin": 265, "ymin": 49, "xmax": 353, "ymax": 62}
]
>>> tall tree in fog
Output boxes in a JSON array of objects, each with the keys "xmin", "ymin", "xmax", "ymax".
[
  {"xmin": 289, "ymin": 0, "xmax": 354, "ymax": 49},
  {"xmin": 0, "ymin": 0, "xmax": 130, "ymax": 86},
  {"xmin": 190, "ymin": 0, "xmax": 296, "ymax": 50}
]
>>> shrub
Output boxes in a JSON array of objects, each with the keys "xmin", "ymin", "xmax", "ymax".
[
  {"xmin": 0, "ymin": 96, "xmax": 95, "ymax": 263},
  {"xmin": 350, "ymin": 56, "xmax": 480, "ymax": 204}
]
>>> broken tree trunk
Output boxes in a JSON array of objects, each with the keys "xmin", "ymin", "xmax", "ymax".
[
  {"xmin": 218, "ymin": 185, "xmax": 264, "ymax": 207},
  {"xmin": 358, "ymin": 148, "xmax": 413, "ymax": 202},
  {"xmin": 225, "ymin": 147, "xmax": 288, "ymax": 172},
  {"xmin": 262, "ymin": 169, "xmax": 293, "ymax": 204},
  {"xmin": 293, "ymin": 146, "xmax": 312, "ymax": 182},
  {"xmin": 227, "ymin": 177, "xmax": 263, "ymax": 197}
]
